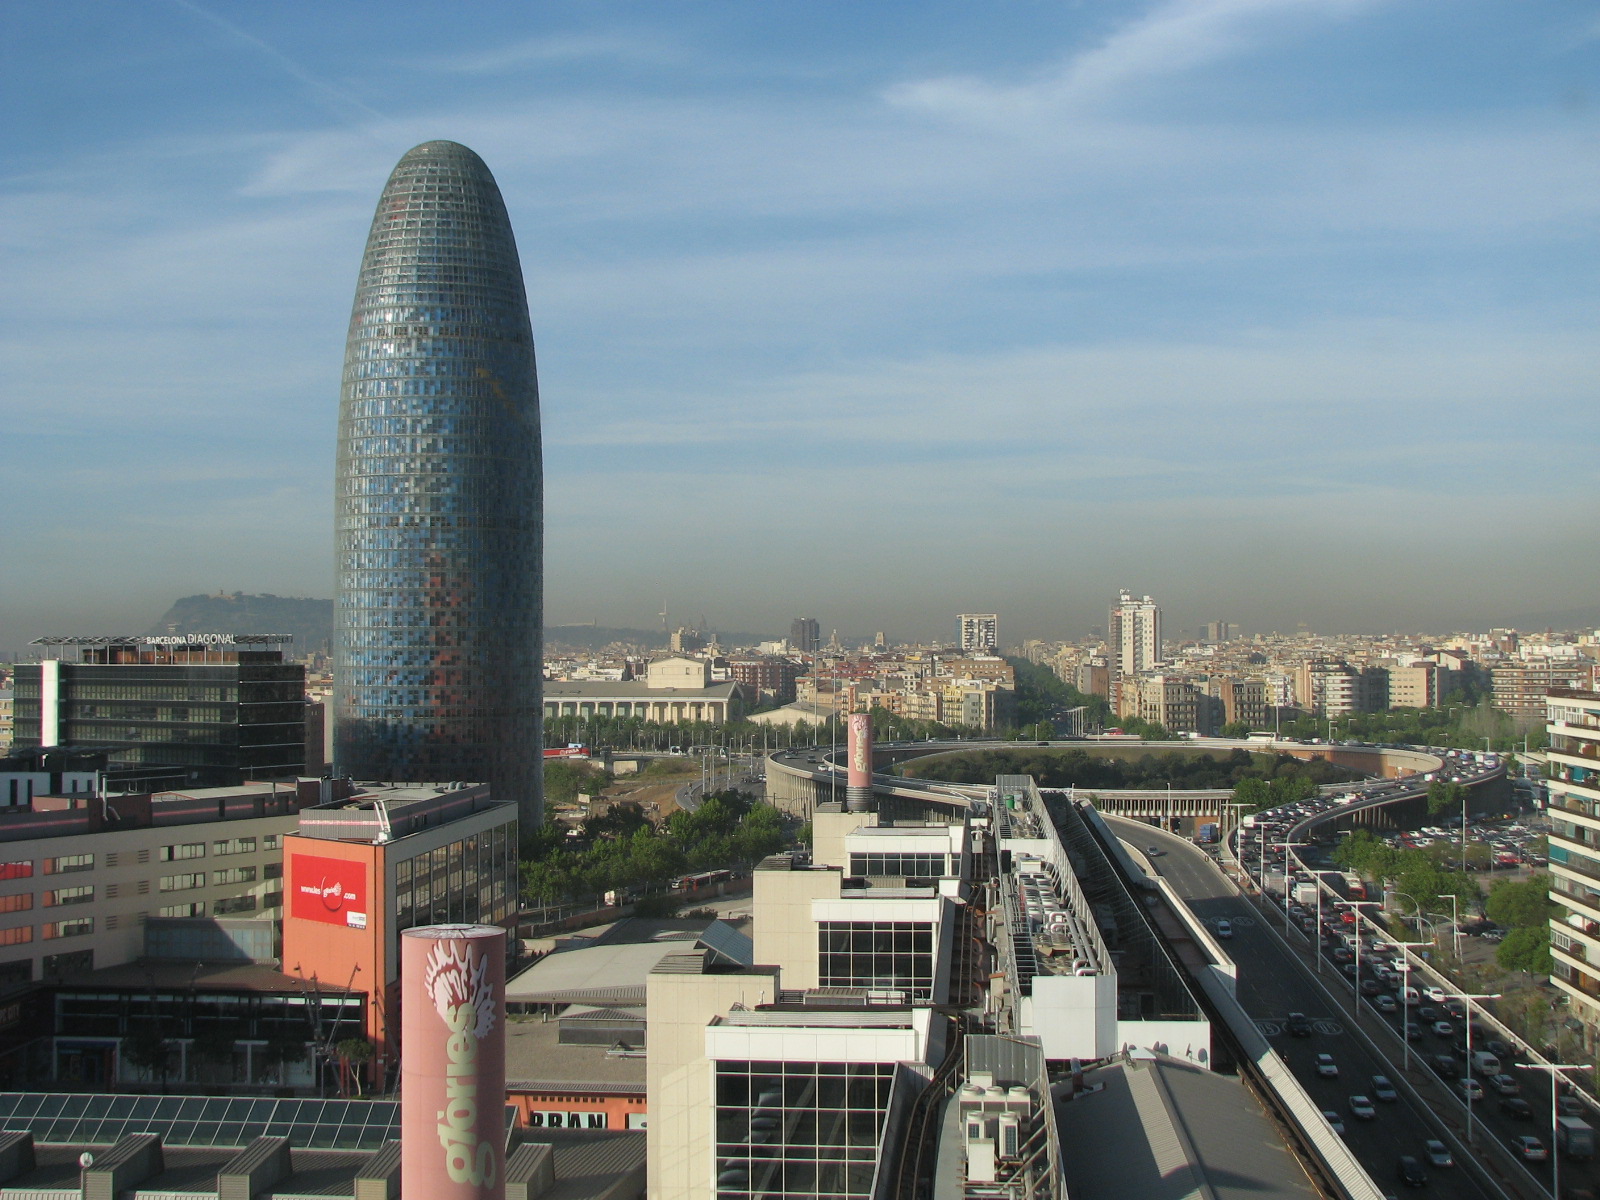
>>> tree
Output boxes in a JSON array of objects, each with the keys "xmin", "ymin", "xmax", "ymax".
[
  {"xmin": 335, "ymin": 1037, "xmax": 375, "ymax": 1098},
  {"xmin": 190, "ymin": 1025, "xmax": 239, "ymax": 1082},
  {"xmin": 1220, "ymin": 720, "xmax": 1251, "ymax": 738},
  {"xmin": 1496, "ymin": 926, "xmax": 1552, "ymax": 974},
  {"xmin": 1486, "ymin": 875, "xmax": 1558, "ymax": 929},
  {"xmin": 122, "ymin": 1026, "xmax": 175, "ymax": 1091}
]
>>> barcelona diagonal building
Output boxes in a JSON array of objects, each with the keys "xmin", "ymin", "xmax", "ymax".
[{"xmin": 335, "ymin": 141, "xmax": 542, "ymax": 831}]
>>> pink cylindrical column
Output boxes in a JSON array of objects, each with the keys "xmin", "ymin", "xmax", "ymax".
[
  {"xmin": 846, "ymin": 713, "xmax": 873, "ymax": 812},
  {"xmin": 402, "ymin": 924, "xmax": 507, "ymax": 1200}
]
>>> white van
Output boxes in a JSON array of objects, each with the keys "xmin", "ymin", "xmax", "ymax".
[
  {"xmin": 1401, "ymin": 986, "xmax": 1421, "ymax": 1006},
  {"xmin": 1472, "ymin": 1050, "xmax": 1501, "ymax": 1076}
]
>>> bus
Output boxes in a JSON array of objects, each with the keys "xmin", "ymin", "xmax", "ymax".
[
  {"xmin": 671, "ymin": 869, "xmax": 733, "ymax": 894},
  {"xmin": 1340, "ymin": 872, "xmax": 1367, "ymax": 901},
  {"xmin": 544, "ymin": 745, "xmax": 590, "ymax": 759}
]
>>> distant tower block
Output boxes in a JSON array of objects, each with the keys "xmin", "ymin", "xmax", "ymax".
[
  {"xmin": 846, "ymin": 712, "xmax": 873, "ymax": 812},
  {"xmin": 401, "ymin": 924, "xmax": 507, "ymax": 1200}
]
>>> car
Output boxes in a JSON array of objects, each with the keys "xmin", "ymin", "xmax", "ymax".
[
  {"xmin": 1417, "ymin": 1005, "xmax": 1438, "ymax": 1022},
  {"xmin": 1458, "ymin": 1078, "xmax": 1484, "ymax": 1101},
  {"xmin": 1396, "ymin": 1155, "xmax": 1429, "ymax": 1188},
  {"xmin": 1316, "ymin": 1054, "xmax": 1339, "ymax": 1078},
  {"xmin": 1558, "ymin": 1094, "xmax": 1586, "ymax": 1117},
  {"xmin": 1359, "ymin": 979, "xmax": 1384, "ymax": 996},
  {"xmin": 1432, "ymin": 1020, "xmax": 1455, "ymax": 1038},
  {"xmin": 1489, "ymin": 1073, "xmax": 1519, "ymax": 1095},
  {"xmin": 1444, "ymin": 999, "xmax": 1466, "ymax": 1020},
  {"xmin": 1424, "ymin": 985, "xmax": 1448, "ymax": 1003},
  {"xmin": 1287, "ymin": 1012, "xmax": 1312, "ymax": 1037},
  {"xmin": 1485, "ymin": 1038, "xmax": 1511, "ymax": 1058},
  {"xmin": 1323, "ymin": 1110, "xmax": 1346, "ymax": 1136},
  {"xmin": 1424, "ymin": 1139, "xmax": 1453, "ymax": 1168},
  {"xmin": 1349, "ymin": 1095, "xmax": 1376, "ymax": 1120},
  {"xmin": 1373, "ymin": 994, "xmax": 1398, "ymax": 1014},
  {"xmin": 1215, "ymin": 919, "xmax": 1233, "ymax": 939},
  {"xmin": 1513, "ymin": 1135, "xmax": 1548, "ymax": 1162},
  {"xmin": 1372, "ymin": 1075, "xmax": 1397, "ymax": 1102},
  {"xmin": 1500, "ymin": 1097, "xmax": 1533, "ymax": 1119},
  {"xmin": 1146, "ymin": 846, "xmax": 1163, "ymax": 856}
]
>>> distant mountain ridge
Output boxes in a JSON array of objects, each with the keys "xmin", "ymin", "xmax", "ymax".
[{"xmin": 148, "ymin": 594, "xmax": 765, "ymax": 656}]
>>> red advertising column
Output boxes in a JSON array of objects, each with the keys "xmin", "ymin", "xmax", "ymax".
[
  {"xmin": 402, "ymin": 925, "xmax": 507, "ymax": 1200},
  {"xmin": 846, "ymin": 712, "xmax": 873, "ymax": 812}
]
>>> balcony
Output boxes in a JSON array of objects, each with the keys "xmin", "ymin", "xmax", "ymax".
[
  {"xmin": 1549, "ymin": 839, "xmax": 1600, "ymax": 889},
  {"xmin": 1553, "ymin": 963, "xmax": 1600, "ymax": 1002},
  {"xmin": 1552, "ymin": 880, "xmax": 1600, "ymax": 923}
]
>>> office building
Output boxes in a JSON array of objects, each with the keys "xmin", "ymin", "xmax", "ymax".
[
  {"xmin": 11, "ymin": 636, "xmax": 305, "ymax": 788},
  {"xmin": 790, "ymin": 618, "xmax": 821, "ymax": 655},
  {"xmin": 281, "ymin": 780, "xmax": 519, "ymax": 1082},
  {"xmin": 1109, "ymin": 591, "xmax": 1161, "ymax": 678},
  {"xmin": 1545, "ymin": 688, "xmax": 1600, "ymax": 1048},
  {"xmin": 957, "ymin": 614, "xmax": 999, "ymax": 654},
  {"xmin": 544, "ymin": 657, "xmax": 748, "ymax": 725},
  {"xmin": 335, "ymin": 140, "xmax": 543, "ymax": 831}
]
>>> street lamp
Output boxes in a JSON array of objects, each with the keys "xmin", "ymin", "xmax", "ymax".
[
  {"xmin": 1222, "ymin": 802, "xmax": 1252, "ymax": 876},
  {"xmin": 1345, "ymin": 900, "xmax": 1387, "ymax": 1018},
  {"xmin": 1518, "ymin": 1062, "xmax": 1589, "ymax": 1200},
  {"xmin": 1456, "ymin": 990, "xmax": 1502, "ymax": 1143},
  {"xmin": 1273, "ymin": 841, "xmax": 1308, "ymax": 934},
  {"xmin": 1385, "ymin": 942, "xmax": 1432, "ymax": 1073}
]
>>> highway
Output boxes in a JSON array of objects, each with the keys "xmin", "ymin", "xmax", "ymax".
[{"xmin": 1109, "ymin": 815, "xmax": 1512, "ymax": 1200}]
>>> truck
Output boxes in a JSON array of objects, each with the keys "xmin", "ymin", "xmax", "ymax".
[
  {"xmin": 1197, "ymin": 823, "xmax": 1220, "ymax": 845},
  {"xmin": 1556, "ymin": 1116, "xmax": 1595, "ymax": 1160},
  {"xmin": 1293, "ymin": 881, "xmax": 1319, "ymax": 906}
]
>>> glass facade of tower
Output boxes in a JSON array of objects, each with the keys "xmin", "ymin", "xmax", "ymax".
[{"xmin": 335, "ymin": 141, "xmax": 542, "ymax": 825}]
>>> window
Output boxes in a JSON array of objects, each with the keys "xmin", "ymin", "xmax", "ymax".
[
  {"xmin": 44, "ymin": 886, "xmax": 93, "ymax": 907},
  {"xmin": 264, "ymin": 862, "xmax": 282, "ymax": 880},
  {"xmin": 715, "ymin": 1059, "xmax": 894, "ymax": 1200},
  {"xmin": 817, "ymin": 921, "xmax": 936, "ymax": 1001},
  {"xmin": 214, "ymin": 895, "xmax": 257, "ymax": 915},
  {"xmin": 159, "ymin": 902, "xmax": 206, "ymax": 918},
  {"xmin": 0, "ymin": 863, "xmax": 32, "ymax": 881},
  {"xmin": 0, "ymin": 927, "xmax": 32, "ymax": 946},
  {"xmin": 42, "ymin": 950, "xmax": 92, "ymax": 980},
  {"xmin": 213, "ymin": 867, "xmax": 256, "ymax": 886},
  {"xmin": 213, "ymin": 837, "xmax": 257, "ymax": 856},
  {"xmin": 848, "ymin": 852, "xmax": 948, "ymax": 878},
  {"xmin": 43, "ymin": 854, "xmax": 93, "ymax": 875},
  {"xmin": 0, "ymin": 895, "xmax": 32, "ymax": 914},
  {"xmin": 159, "ymin": 873, "xmax": 205, "ymax": 893},
  {"xmin": 262, "ymin": 834, "xmax": 280, "ymax": 850},
  {"xmin": 43, "ymin": 917, "xmax": 93, "ymax": 940},
  {"xmin": 159, "ymin": 843, "xmax": 205, "ymax": 862}
]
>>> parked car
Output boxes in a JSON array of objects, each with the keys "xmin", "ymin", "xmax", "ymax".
[{"xmin": 1424, "ymin": 1139, "xmax": 1453, "ymax": 1167}]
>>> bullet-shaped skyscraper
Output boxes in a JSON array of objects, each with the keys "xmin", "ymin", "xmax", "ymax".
[{"xmin": 335, "ymin": 141, "xmax": 542, "ymax": 831}]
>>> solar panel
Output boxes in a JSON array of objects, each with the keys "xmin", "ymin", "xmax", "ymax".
[{"xmin": 0, "ymin": 1093, "xmax": 403, "ymax": 1149}]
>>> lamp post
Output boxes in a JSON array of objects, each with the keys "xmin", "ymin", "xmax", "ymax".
[
  {"xmin": 1457, "ymin": 990, "xmax": 1503, "ymax": 1143},
  {"xmin": 1518, "ymin": 1062, "xmax": 1589, "ymax": 1200},
  {"xmin": 1346, "ymin": 900, "xmax": 1387, "ymax": 1018},
  {"xmin": 1273, "ymin": 841, "xmax": 1308, "ymax": 934},
  {"xmin": 1222, "ymin": 801, "xmax": 1251, "ymax": 877},
  {"xmin": 1386, "ymin": 942, "xmax": 1432, "ymax": 1073}
]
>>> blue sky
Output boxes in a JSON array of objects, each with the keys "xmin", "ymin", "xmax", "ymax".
[{"xmin": 3, "ymin": 0, "xmax": 1597, "ymax": 650}]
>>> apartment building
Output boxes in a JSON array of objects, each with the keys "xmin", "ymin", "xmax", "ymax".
[
  {"xmin": 1495, "ymin": 658, "xmax": 1596, "ymax": 720},
  {"xmin": 1546, "ymin": 688, "xmax": 1600, "ymax": 1048}
]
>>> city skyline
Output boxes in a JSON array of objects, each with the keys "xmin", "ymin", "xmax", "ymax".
[{"xmin": 4, "ymin": 2, "xmax": 1598, "ymax": 649}]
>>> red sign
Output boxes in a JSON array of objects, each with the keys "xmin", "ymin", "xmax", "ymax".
[{"xmin": 290, "ymin": 854, "xmax": 367, "ymax": 928}]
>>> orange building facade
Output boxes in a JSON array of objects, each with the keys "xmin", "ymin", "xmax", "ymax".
[{"xmin": 281, "ymin": 783, "xmax": 519, "ymax": 1084}]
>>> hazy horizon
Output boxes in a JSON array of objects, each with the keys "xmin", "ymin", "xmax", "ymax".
[{"xmin": 5, "ymin": 2, "xmax": 1597, "ymax": 652}]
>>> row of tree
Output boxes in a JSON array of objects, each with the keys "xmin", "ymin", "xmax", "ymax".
[
  {"xmin": 916, "ymin": 747, "xmax": 1356, "ymax": 791},
  {"xmin": 519, "ymin": 788, "xmax": 789, "ymax": 906}
]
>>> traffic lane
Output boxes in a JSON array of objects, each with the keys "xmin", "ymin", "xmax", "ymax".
[
  {"xmin": 1112, "ymin": 819, "xmax": 1498, "ymax": 1200},
  {"xmin": 1349, "ymin": 967, "xmax": 1577, "ymax": 1193}
]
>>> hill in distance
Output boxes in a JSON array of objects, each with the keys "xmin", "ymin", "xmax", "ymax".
[{"xmin": 149, "ymin": 594, "xmax": 766, "ymax": 657}]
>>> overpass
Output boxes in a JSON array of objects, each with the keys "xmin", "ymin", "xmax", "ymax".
[{"xmin": 763, "ymin": 737, "xmax": 1470, "ymax": 826}]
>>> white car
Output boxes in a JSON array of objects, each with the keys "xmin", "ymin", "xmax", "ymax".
[
  {"xmin": 1215, "ymin": 919, "xmax": 1233, "ymax": 939},
  {"xmin": 1424, "ymin": 985, "xmax": 1448, "ymax": 1003},
  {"xmin": 1316, "ymin": 1053, "xmax": 1339, "ymax": 1078}
]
